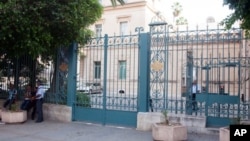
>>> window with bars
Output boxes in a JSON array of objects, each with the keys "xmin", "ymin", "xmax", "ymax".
[
  {"xmin": 94, "ymin": 61, "xmax": 101, "ymax": 79},
  {"xmin": 119, "ymin": 61, "xmax": 126, "ymax": 80},
  {"xmin": 120, "ymin": 21, "xmax": 128, "ymax": 36},
  {"xmin": 95, "ymin": 24, "xmax": 102, "ymax": 38}
]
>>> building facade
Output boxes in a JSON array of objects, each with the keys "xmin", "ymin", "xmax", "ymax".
[
  {"xmin": 75, "ymin": 0, "xmax": 250, "ymax": 127},
  {"xmin": 78, "ymin": 0, "xmax": 165, "ymax": 94}
]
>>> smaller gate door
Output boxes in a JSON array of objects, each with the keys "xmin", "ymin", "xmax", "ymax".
[
  {"xmin": 195, "ymin": 62, "xmax": 241, "ymax": 127},
  {"xmin": 73, "ymin": 34, "xmax": 139, "ymax": 127}
]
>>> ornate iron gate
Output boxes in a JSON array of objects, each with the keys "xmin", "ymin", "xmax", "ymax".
[
  {"xmin": 73, "ymin": 20, "xmax": 250, "ymax": 127},
  {"xmin": 148, "ymin": 19, "xmax": 250, "ymax": 127},
  {"xmin": 73, "ymin": 34, "xmax": 139, "ymax": 127}
]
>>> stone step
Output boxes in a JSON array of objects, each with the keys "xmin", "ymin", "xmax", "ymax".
[{"xmin": 188, "ymin": 126, "xmax": 220, "ymax": 135}]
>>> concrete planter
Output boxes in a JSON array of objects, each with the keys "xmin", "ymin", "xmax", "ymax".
[
  {"xmin": 1, "ymin": 110, "xmax": 27, "ymax": 123},
  {"xmin": 152, "ymin": 123, "xmax": 187, "ymax": 141},
  {"xmin": 219, "ymin": 127, "xmax": 229, "ymax": 141}
]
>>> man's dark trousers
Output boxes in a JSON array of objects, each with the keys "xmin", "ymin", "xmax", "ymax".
[
  {"xmin": 36, "ymin": 98, "xmax": 43, "ymax": 122},
  {"xmin": 192, "ymin": 93, "xmax": 197, "ymax": 110}
]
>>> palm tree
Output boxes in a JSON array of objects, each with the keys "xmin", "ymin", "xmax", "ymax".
[
  {"xmin": 111, "ymin": 0, "xmax": 125, "ymax": 6},
  {"xmin": 176, "ymin": 17, "xmax": 188, "ymax": 25},
  {"xmin": 171, "ymin": 2, "xmax": 183, "ymax": 24}
]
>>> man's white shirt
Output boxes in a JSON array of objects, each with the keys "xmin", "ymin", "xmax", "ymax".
[
  {"xmin": 36, "ymin": 86, "xmax": 46, "ymax": 99},
  {"xmin": 192, "ymin": 85, "xmax": 201, "ymax": 93}
]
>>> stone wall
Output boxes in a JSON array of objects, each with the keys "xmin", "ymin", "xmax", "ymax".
[
  {"xmin": 0, "ymin": 100, "xmax": 71, "ymax": 122},
  {"xmin": 43, "ymin": 103, "xmax": 72, "ymax": 122},
  {"xmin": 137, "ymin": 112, "xmax": 218, "ymax": 134}
]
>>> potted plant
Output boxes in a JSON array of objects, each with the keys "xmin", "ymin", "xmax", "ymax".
[
  {"xmin": 1, "ymin": 102, "xmax": 27, "ymax": 123},
  {"xmin": 152, "ymin": 110, "xmax": 187, "ymax": 141}
]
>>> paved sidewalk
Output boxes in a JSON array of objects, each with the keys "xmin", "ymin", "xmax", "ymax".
[{"xmin": 0, "ymin": 120, "xmax": 219, "ymax": 141}]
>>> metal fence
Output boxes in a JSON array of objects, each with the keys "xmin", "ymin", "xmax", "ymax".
[
  {"xmin": 1, "ymin": 24, "xmax": 249, "ymax": 127},
  {"xmin": 0, "ymin": 47, "xmax": 75, "ymax": 106},
  {"xmin": 73, "ymin": 34, "xmax": 139, "ymax": 126},
  {"xmin": 76, "ymin": 34, "xmax": 139, "ymax": 111},
  {"xmin": 148, "ymin": 23, "xmax": 250, "ymax": 126}
]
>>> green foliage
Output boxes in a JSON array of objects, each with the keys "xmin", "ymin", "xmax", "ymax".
[
  {"xmin": 162, "ymin": 109, "xmax": 169, "ymax": 125},
  {"xmin": 0, "ymin": 0, "xmax": 103, "ymax": 60},
  {"xmin": 222, "ymin": 0, "xmax": 250, "ymax": 37},
  {"xmin": 76, "ymin": 92, "xmax": 91, "ymax": 107},
  {"xmin": 176, "ymin": 17, "xmax": 188, "ymax": 25},
  {"xmin": 171, "ymin": 2, "xmax": 182, "ymax": 18},
  {"xmin": 171, "ymin": 2, "xmax": 188, "ymax": 25},
  {"xmin": 110, "ymin": 0, "xmax": 125, "ymax": 6},
  {"xmin": 10, "ymin": 103, "xmax": 18, "ymax": 111}
]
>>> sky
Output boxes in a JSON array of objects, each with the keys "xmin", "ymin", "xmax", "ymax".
[{"xmin": 160, "ymin": 0, "xmax": 234, "ymax": 26}]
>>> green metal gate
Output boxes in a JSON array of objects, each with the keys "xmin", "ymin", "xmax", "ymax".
[
  {"xmin": 73, "ymin": 34, "xmax": 140, "ymax": 127},
  {"xmin": 148, "ymin": 18, "xmax": 250, "ymax": 127},
  {"xmin": 73, "ymin": 20, "xmax": 250, "ymax": 127}
]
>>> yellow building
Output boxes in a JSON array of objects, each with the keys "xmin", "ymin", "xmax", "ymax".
[{"xmin": 78, "ymin": 0, "xmax": 249, "ymax": 102}]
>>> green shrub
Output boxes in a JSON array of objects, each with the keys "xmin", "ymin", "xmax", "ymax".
[
  {"xmin": 10, "ymin": 103, "xmax": 18, "ymax": 111},
  {"xmin": 162, "ymin": 110, "xmax": 169, "ymax": 125},
  {"xmin": 76, "ymin": 92, "xmax": 91, "ymax": 107}
]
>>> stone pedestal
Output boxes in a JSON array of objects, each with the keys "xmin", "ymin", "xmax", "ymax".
[
  {"xmin": 1, "ymin": 110, "xmax": 27, "ymax": 123},
  {"xmin": 43, "ymin": 103, "xmax": 71, "ymax": 122},
  {"xmin": 219, "ymin": 127, "xmax": 229, "ymax": 141},
  {"xmin": 152, "ymin": 123, "xmax": 187, "ymax": 141},
  {"xmin": 137, "ymin": 112, "xmax": 206, "ymax": 134}
]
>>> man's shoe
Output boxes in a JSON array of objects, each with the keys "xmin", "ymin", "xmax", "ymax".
[{"xmin": 35, "ymin": 120, "xmax": 43, "ymax": 123}]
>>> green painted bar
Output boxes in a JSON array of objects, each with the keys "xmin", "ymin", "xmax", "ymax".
[{"xmin": 138, "ymin": 33, "xmax": 150, "ymax": 112}]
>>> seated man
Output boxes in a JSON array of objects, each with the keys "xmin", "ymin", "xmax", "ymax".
[
  {"xmin": 3, "ymin": 83, "xmax": 17, "ymax": 110},
  {"xmin": 20, "ymin": 85, "xmax": 37, "ymax": 120},
  {"xmin": 30, "ymin": 86, "xmax": 37, "ymax": 120},
  {"xmin": 20, "ymin": 85, "xmax": 33, "ymax": 110}
]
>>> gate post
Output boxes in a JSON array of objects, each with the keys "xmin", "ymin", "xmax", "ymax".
[
  {"xmin": 138, "ymin": 33, "xmax": 150, "ymax": 112},
  {"xmin": 102, "ymin": 34, "xmax": 108, "ymax": 125},
  {"xmin": 67, "ymin": 42, "xmax": 78, "ymax": 108},
  {"xmin": 186, "ymin": 50, "xmax": 193, "ymax": 115}
]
